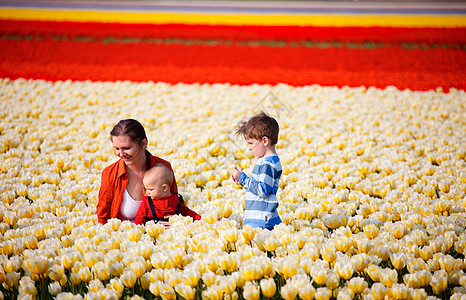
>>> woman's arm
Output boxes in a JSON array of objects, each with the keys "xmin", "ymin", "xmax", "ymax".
[{"xmin": 96, "ymin": 169, "xmax": 114, "ymax": 224}]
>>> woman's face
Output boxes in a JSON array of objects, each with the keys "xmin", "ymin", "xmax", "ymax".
[{"xmin": 112, "ymin": 135, "xmax": 146, "ymax": 166}]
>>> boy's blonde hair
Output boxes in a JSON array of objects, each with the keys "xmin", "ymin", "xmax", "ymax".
[
  {"xmin": 236, "ymin": 111, "xmax": 279, "ymax": 145},
  {"xmin": 144, "ymin": 163, "xmax": 173, "ymax": 187}
]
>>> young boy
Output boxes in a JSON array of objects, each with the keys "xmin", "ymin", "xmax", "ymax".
[
  {"xmin": 135, "ymin": 163, "xmax": 201, "ymax": 225},
  {"xmin": 231, "ymin": 112, "xmax": 282, "ymax": 230}
]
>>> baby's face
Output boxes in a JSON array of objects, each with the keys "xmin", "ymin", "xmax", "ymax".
[{"xmin": 143, "ymin": 177, "xmax": 168, "ymax": 200}]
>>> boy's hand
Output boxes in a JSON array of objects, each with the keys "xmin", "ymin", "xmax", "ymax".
[
  {"xmin": 158, "ymin": 216, "xmax": 171, "ymax": 228},
  {"xmin": 231, "ymin": 167, "xmax": 242, "ymax": 185}
]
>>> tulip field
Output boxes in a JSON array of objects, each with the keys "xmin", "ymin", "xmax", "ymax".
[{"xmin": 1, "ymin": 2, "xmax": 466, "ymax": 300}]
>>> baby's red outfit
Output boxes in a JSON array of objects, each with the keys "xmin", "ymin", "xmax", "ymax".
[{"xmin": 134, "ymin": 193, "xmax": 201, "ymax": 225}]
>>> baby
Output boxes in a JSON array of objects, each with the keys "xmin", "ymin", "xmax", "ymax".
[{"xmin": 135, "ymin": 163, "xmax": 201, "ymax": 225}]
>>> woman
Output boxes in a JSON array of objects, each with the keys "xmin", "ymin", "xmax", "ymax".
[{"xmin": 96, "ymin": 119, "xmax": 177, "ymax": 225}]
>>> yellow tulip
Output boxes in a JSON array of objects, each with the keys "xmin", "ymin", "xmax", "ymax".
[
  {"xmin": 151, "ymin": 253, "xmax": 168, "ymax": 269},
  {"xmin": 325, "ymin": 272, "xmax": 339, "ymax": 290},
  {"xmin": 355, "ymin": 238, "xmax": 371, "ymax": 254},
  {"xmin": 107, "ymin": 278, "xmax": 124, "ymax": 297},
  {"xmin": 264, "ymin": 236, "xmax": 279, "ymax": 252},
  {"xmin": 220, "ymin": 275, "xmax": 236, "ymax": 295},
  {"xmin": 460, "ymin": 274, "xmax": 466, "ymax": 288},
  {"xmin": 363, "ymin": 224, "xmax": 379, "ymax": 239},
  {"xmin": 224, "ymin": 228, "xmax": 240, "ymax": 244},
  {"xmin": 300, "ymin": 257, "xmax": 314, "ymax": 275},
  {"xmin": 28, "ymin": 256, "xmax": 50, "ymax": 275},
  {"xmin": 375, "ymin": 245, "xmax": 390, "ymax": 262},
  {"xmin": 260, "ymin": 278, "xmax": 276, "ymax": 298},
  {"xmin": 126, "ymin": 228, "xmax": 142, "ymax": 242},
  {"xmin": 278, "ymin": 258, "xmax": 298, "ymax": 279},
  {"xmin": 69, "ymin": 272, "xmax": 81, "ymax": 286},
  {"xmin": 366, "ymin": 265, "xmax": 382, "ymax": 281},
  {"xmin": 203, "ymin": 211, "xmax": 218, "ymax": 225},
  {"xmin": 121, "ymin": 270, "xmax": 137, "ymax": 288},
  {"xmin": 320, "ymin": 243, "xmax": 336, "ymax": 263},
  {"xmin": 410, "ymin": 288, "xmax": 427, "ymax": 300},
  {"xmin": 48, "ymin": 264, "xmax": 64, "ymax": 282},
  {"xmin": 299, "ymin": 283, "xmax": 316, "ymax": 300},
  {"xmin": 48, "ymin": 281, "xmax": 62, "ymax": 296},
  {"xmin": 106, "ymin": 218, "xmax": 121, "ymax": 231},
  {"xmin": 389, "ymin": 222, "xmax": 407, "ymax": 239},
  {"xmin": 78, "ymin": 266, "xmax": 92, "ymax": 283},
  {"xmin": 3, "ymin": 256, "xmax": 21, "ymax": 273},
  {"xmin": 202, "ymin": 285, "xmax": 224, "ymax": 300},
  {"xmin": 348, "ymin": 277, "xmax": 368, "ymax": 294},
  {"xmin": 314, "ymin": 287, "xmax": 332, "ymax": 300},
  {"xmin": 334, "ymin": 259, "xmax": 354, "ymax": 280},
  {"xmin": 243, "ymin": 282, "xmax": 260, "ymax": 300},
  {"xmin": 419, "ymin": 246, "xmax": 433, "ymax": 261},
  {"xmin": 95, "ymin": 262, "xmax": 112, "ymax": 282},
  {"xmin": 390, "ymin": 252, "xmax": 406, "ymax": 270},
  {"xmin": 109, "ymin": 262, "xmax": 124, "ymax": 277},
  {"xmin": 334, "ymin": 236, "xmax": 351, "ymax": 253},
  {"xmin": 3, "ymin": 211, "xmax": 17, "ymax": 227},
  {"xmin": 220, "ymin": 255, "xmax": 238, "ymax": 273},
  {"xmin": 202, "ymin": 271, "xmax": 217, "ymax": 287},
  {"xmin": 240, "ymin": 263, "xmax": 257, "ymax": 282},
  {"xmin": 24, "ymin": 236, "xmax": 38, "ymax": 250},
  {"xmin": 149, "ymin": 281, "xmax": 163, "ymax": 297},
  {"xmin": 259, "ymin": 259, "xmax": 274, "ymax": 278},
  {"xmin": 222, "ymin": 204, "xmax": 233, "ymax": 218},
  {"xmin": 175, "ymin": 283, "xmax": 195, "ymax": 300},
  {"xmin": 312, "ymin": 268, "xmax": 328, "ymax": 286},
  {"xmin": 437, "ymin": 254, "xmax": 456, "ymax": 272},
  {"xmin": 18, "ymin": 280, "xmax": 37, "ymax": 297},
  {"xmin": 242, "ymin": 225, "xmax": 255, "ymax": 243},
  {"xmin": 0, "ymin": 267, "xmax": 5, "ymax": 285},
  {"xmin": 205, "ymin": 256, "xmax": 219, "ymax": 273},
  {"xmin": 370, "ymin": 282, "xmax": 387, "ymax": 300},
  {"xmin": 404, "ymin": 273, "xmax": 421, "ymax": 289},
  {"xmin": 130, "ymin": 261, "xmax": 146, "ymax": 279},
  {"xmin": 0, "ymin": 240, "xmax": 14, "ymax": 256},
  {"xmin": 301, "ymin": 243, "xmax": 320, "ymax": 261},
  {"xmin": 388, "ymin": 283, "xmax": 410, "ymax": 299},
  {"xmin": 413, "ymin": 270, "xmax": 430, "ymax": 288},
  {"xmin": 380, "ymin": 269, "xmax": 398, "ymax": 288},
  {"xmin": 280, "ymin": 283, "xmax": 299, "ymax": 300},
  {"xmin": 183, "ymin": 268, "xmax": 200, "ymax": 288},
  {"xmin": 83, "ymin": 252, "xmax": 98, "ymax": 269},
  {"xmin": 232, "ymin": 271, "xmax": 246, "ymax": 288},
  {"xmin": 430, "ymin": 270, "xmax": 448, "ymax": 295},
  {"xmin": 407, "ymin": 257, "xmax": 427, "ymax": 274}
]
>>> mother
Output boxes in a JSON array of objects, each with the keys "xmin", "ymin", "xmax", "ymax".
[{"xmin": 97, "ymin": 119, "xmax": 177, "ymax": 224}]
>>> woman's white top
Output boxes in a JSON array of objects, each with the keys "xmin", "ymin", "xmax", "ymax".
[{"xmin": 119, "ymin": 189, "xmax": 142, "ymax": 222}]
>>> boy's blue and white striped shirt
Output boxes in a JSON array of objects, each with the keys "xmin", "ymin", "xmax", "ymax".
[{"xmin": 238, "ymin": 154, "xmax": 282, "ymax": 230}]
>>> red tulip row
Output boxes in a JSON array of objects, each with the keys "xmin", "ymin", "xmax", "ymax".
[
  {"xmin": 1, "ymin": 37, "xmax": 464, "ymax": 90},
  {"xmin": 1, "ymin": 20, "xmax": 465, "ymax": 44},
  {"xmin": 0, "ymin": 20, "xmax": 465, "ymax": 90}
]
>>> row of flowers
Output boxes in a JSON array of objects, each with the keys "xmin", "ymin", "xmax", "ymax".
[
  {"xmin": 1, "ymin": 38, "xmax": 464, "ymax": 90},
  {"xmin": 2, "ymin": 20, "xmax": 465, "ymax": 43},
  {"xmin": 0, "ymin": 78, "xmax": 465, "ymax": 299}
]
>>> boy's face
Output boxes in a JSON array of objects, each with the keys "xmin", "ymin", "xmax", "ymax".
[
  {"xmin": 246, "ymin": 137, "xmax": 268, "ymax": 158},
  {"xmin": 143, "ymin": 176, "xmax": 169, "ymax": 200}
]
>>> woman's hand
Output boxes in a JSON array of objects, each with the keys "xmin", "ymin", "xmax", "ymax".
[{"xmin": 231, "ymin": 167, "xmax": 242, "ymax": 185}]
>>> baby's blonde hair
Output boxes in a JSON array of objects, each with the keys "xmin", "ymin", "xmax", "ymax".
[{"xmin": 144, "ymin": 163, "xmax": 173, "ymax": 187}]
